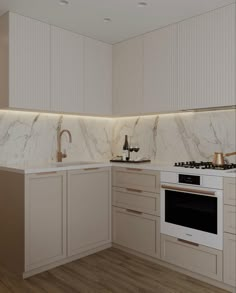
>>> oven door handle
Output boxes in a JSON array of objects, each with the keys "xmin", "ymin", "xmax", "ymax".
[{"xmin": 161, "ymin": 184, "xmax": 216, "ymax": 196}]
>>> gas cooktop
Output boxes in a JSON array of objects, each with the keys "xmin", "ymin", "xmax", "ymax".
[{"xmin": 174, "ymin": 161, "xmax": 236, "ymax": 170}]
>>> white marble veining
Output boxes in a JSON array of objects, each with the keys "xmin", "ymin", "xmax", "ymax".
[
  {"xmin": 0, "ymin": 109, "xmax": 235, "ymax": 166},
  {"xmin": 0, "ymin": 110, "xmax": 113, "ymax": 165},
  {"xmin": 112, "ymin": 110, "xmax": 236, "ymax": 164}
]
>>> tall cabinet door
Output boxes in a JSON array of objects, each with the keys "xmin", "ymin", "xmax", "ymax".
[
  {"xmin": 178, "ymin": 4, "xmax": 235, "ymax": 110},
  {"xmin": 143, "ymin": 24, "xmax": 178, "ymax": 113},
  {"xmin": 9, "ymin": 13, "xmax": 50, "ymax": 111},
  {"xmin": 84, "ymin": 37, "xmax": 112, "ymax": 115},
  {"xmin": 51, "ymin": 26, "xmax": 84, "ymax": 113},
  {"xmin": 113, "ymin": 36, "xmax": 143, "ymax": 115},
  {"xmin": 25, "ymin": 171, "xmax": 66, "ymax": 271},
  {"xmin": 68, "ymin": 168, "xmax": 111, "ymax": 257}
]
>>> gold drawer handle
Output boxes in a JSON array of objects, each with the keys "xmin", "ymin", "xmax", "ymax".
[
  {"xmin": 36, "ymin": 171, "xmax": 57, "ymax": 175},
  {"xmin": 126, "ymin": 209, "xmax": 143, "ymax": 215},
  {"xmin": 177, "ymin": 238, "xmax": 199, "ymax": 247},
  {"xmin": 126, "ymin": 188, "xmax": 143, "ymax": 193},
  {"xmin": 126, "ymin": 168, "xmax": 143, "ymax": 171}
]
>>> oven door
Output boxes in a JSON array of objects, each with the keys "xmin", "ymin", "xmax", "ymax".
[{"xmin": 160, "ymin": 184, "xmax": 223, "ymax": 250}]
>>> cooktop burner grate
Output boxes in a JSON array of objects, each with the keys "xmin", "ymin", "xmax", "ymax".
[{"xmin": 174, "ymin": 161, "xmax": 236, "ymax": 170}]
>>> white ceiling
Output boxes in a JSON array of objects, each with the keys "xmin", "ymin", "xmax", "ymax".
[{"xmin": 0, "ymin": 0, "xmax": 235, "ymax": 44}]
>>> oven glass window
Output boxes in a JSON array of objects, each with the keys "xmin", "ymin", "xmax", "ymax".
[{"xmin": 165, "ymin": 190, "xmax": 217, "ymax": 234}]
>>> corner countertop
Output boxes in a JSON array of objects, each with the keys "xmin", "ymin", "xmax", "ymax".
[{"xmin": 0, "ymin": 161, "xmax": 235, "ymax": 178}]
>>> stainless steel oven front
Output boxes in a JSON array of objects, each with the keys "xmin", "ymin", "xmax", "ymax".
[{"xmin": 160, "ymin": 171, "xmax": 223, "ymax": 250}]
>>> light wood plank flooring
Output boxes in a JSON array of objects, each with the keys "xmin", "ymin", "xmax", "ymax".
[{"xmin": 0, "ymin": 248, "xmax": 230, "ymax": 293}]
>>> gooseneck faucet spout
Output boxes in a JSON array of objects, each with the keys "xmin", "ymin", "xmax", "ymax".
[{"xmin": 57, "ymin": 129, "xmax": 72, "ymax": 162}]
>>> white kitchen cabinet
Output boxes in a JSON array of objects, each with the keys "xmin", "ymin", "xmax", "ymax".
[
  {"xmin": 67, "ymin": 168, "xmax": 111, "ymax": 256},
  {"xmin": 84, "ymin": 37, "xmax": 112, "ymax": 115},
  {"xmin": 51, "ymin": 26, "xmax": 84, "ymax": 113},
  {"xmin": 113, "ymin": 36, "xmax": 144, "ymax": 115},
  {"xmin": 178, "ymin": 4, "xmax": 235, "ymax": 110},
  {"xmin": 224, "ymin": 233, "xmax": 236, "ymax": 287},
  {"xmin": 25, "ymin": 171, "xmax": 67, "ymax": 271},
  {"xmin": 143, "ymin": 24, "xmax": 178, "ymax": 113},
  {"xmin": 0, "ymin": 12, "xmax": 50, "ymax": 111}
]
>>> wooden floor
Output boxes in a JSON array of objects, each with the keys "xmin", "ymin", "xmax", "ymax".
[{"xmin": 0, "ymin": 248, "xmax": 230, "ymax": 293}]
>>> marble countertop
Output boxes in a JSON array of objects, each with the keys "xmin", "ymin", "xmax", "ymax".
[{"xmin": 0, "ymin": 161, "xmax": 235, "ymax": 178}]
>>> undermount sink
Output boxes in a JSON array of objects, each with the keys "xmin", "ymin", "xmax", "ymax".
[{"xmin": 53, "ymin": 161, "xmax": 98, "ymax": 167}]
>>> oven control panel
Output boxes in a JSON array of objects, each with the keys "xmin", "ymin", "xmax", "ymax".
[{"xmin": 179, "ymin": 174, "xmax": 200, "ymax": 185}]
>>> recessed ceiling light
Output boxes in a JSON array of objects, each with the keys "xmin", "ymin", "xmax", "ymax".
[
  {"xmin": 104, "ymin": 17, "xmax": 112, "ymax": 23},
  {"xmin": 59, "ymin": 0, "xmax": 69, "ymax": 6},
  {"xmin": 138, "ymin": 2, "xmax": 148, "ymax": 7}
]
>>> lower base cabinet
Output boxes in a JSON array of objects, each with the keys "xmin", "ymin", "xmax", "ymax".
[
  {"xmin": 113, "ymin": 207, "xmax": 160, "ymax": 258},
  {"xmin": 68, "ymin": 168, "xmax": 111, "ymax": 256},
  {"xmin": 25, "ymin": 171, "xmax": 67, "ymax": 271},
  {"xmin": 161, "ymin": 234, "xmax": 223, "ymax": 281},
  {"xmin": 224, "ymin": 233, "xmax": 236, "ymax": 287}
]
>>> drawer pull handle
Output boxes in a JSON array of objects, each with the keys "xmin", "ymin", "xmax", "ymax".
[
  {"xmin": 161, "ymin": 185, "xmax": 216, "ymax": 196},
  {"xmin": 126, "ymin": 168, "xmax": 143, "ymax": 171},
  {"xmin": 126, "ymin": 209, "xmax": 143, "ymax": 215},
  {"xmin": 36, "ymin": 171, "xmax": 57, "ymax": 175},
  {"xmin": 83, "ymin": 168, "xmax": 100, "ymax": 171},
  {"xmin": 177, "ymin": 238, "xmax": 199, "ymax": 247},
  {"xmin": 126, "ymin": 188, "xmax": 143, "ymax": 193}
]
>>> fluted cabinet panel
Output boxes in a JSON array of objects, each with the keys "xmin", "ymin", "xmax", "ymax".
[
  {"xmin": 113, "ymin": 36, "xmax": 144, "ymax": 115},
  {"xmin": 9, "ymin": 13, "xmax": 50, "ymax": 111},
  {"xmin": 51, "ymin": 26, "xmax": 84, "ymax": 113},
  {"xmin": 84, "ymin": 37, "xmax": 112, "ymax": 115},
  {"xmin": 143, "ymin": 24, "xmax": 178, "ymax": 113},
  {"xmin": 178, "ymin": 4, "xmax": 235, "ymax": 110}
]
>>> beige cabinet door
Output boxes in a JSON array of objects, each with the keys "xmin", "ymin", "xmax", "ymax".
[
  {"xmin": 84, "ymin": 37, "xmax": 112, "ymax": 115},
  {"xmin": 68, "ymin": 168, "xmax": 111, "ymax": 256},
  {"xmin": 178, "ymin": 4, "xmax": 235, "ymax": 110},
  {"xmin": 51, "ymin": 26, "xmax": 84, "ymax": 113},
  {"xmin": 9, "ymin": 13, "xmax": 50, "ymax": 111},
  {"xmin": 224, "ymin": 177, "xmax": 236, "ymax": 206},
  {"xmin": 25, "ymin": 171, "xmax": 67, "ymax": 271},
  {"xmin": 113, "ymin": 207, "xmax": 160, "ymax": 258},
  {"xmin": 113, "ymin": 36, "xmax": 143, "ymax": 115},
  {"xmin": 143, "ymin": 23, "xmax": 178, "ymax": 113},
  {"xmin": 224, "ymin": 233, "xmax": 236, "ymax": 287}
]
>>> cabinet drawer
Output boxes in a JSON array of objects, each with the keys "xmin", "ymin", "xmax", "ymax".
[
  {"xmin": 224, "ymin": 177, "xmax": 236, "ymax": 206},
  {"xmin": 161, "ymin": 234, "xmax": 222, "ymax": 281},
  {"xmin": 224, "ymin": 205, "xmax": 236, "ymax": 234},
  {"xmin": 224, "ymin": 233, "xmax": 236, "ymax": 286},
  {"xmin": 113, "ymin": 207, "xmax": 160, "ymax": 258},
  {"xmin": 113, "ymin": 187, "xmax": 160, "ymax": 216},
  {"xmin": 112, "ymin": 168, "xmax": 160, "ymax": 193}
]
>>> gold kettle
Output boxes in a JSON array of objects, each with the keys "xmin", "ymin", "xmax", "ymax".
[{"xmin": 212, "ymin": 152, "xmax": 236, "ymax": 166}]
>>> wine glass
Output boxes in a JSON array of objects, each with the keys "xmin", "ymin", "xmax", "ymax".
[{"xmin": 133, "ymin": 141, "xmax": 140, "ymax": 161}]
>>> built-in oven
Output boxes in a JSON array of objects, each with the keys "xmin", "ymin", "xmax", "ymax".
[{"xmin": 160, "ymin": 171, "xmax": 223, "ymax": 250}]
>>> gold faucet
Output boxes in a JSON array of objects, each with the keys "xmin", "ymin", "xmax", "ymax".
[{"xmin": 57, "ymin": 129, "xmax": 72, "ymax": 162}]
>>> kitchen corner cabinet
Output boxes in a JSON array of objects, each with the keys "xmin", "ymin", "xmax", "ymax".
[
  {"xmin": 84, "ymin": 37, "xmax": 112, "ymax": 115},
  {"xmin": 67, "ymin": 168, "xmax": 111, "ymax": 256},
  {"xmin": 178, "ymin": 4, "xmax": 235, "ymax": 110},
  {"xmin": 51, "ymin": 26, "xmax": 84, "ymax": 113},
  {"xmin": 143, "ymin": 24, "xmax": 178, "ymax": 113},
  {"xmin": 113, "ymin": 36, "xmax": 144, "ymax": 115},
  {"xmin": 25, "ymin": 171, "xmax": 67, "ymax": 271},
  {"xmin": 0, "ymin": 12, "xmax": 50, "ymax": 111}
]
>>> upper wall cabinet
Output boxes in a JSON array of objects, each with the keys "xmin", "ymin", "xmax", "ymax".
[
  {"xmin": 0, "ymin": 12, "xmax": 50, "ymax": 111},
  {"xmin": 51, "ymin": 26, "xmax": 84, "ymax": 114},
  {"xmin": 178, "ymin": 4, "xmax": 235, "ymax": 110},
  {"xmin": 84, "ymin": 37, "xmax": 112, "ymax": 115},
  {"xmin": 113, "ymin": 36, "xmax": 144, "ymax": 115},
  {"xmin": 143, "ymin": 24, "xmax": 178, "ymax": 113}
]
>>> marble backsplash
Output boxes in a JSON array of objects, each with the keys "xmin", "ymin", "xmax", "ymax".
[{"xmin": 0, "ymin": 109, "xmax": 235, "ymax": 166}]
